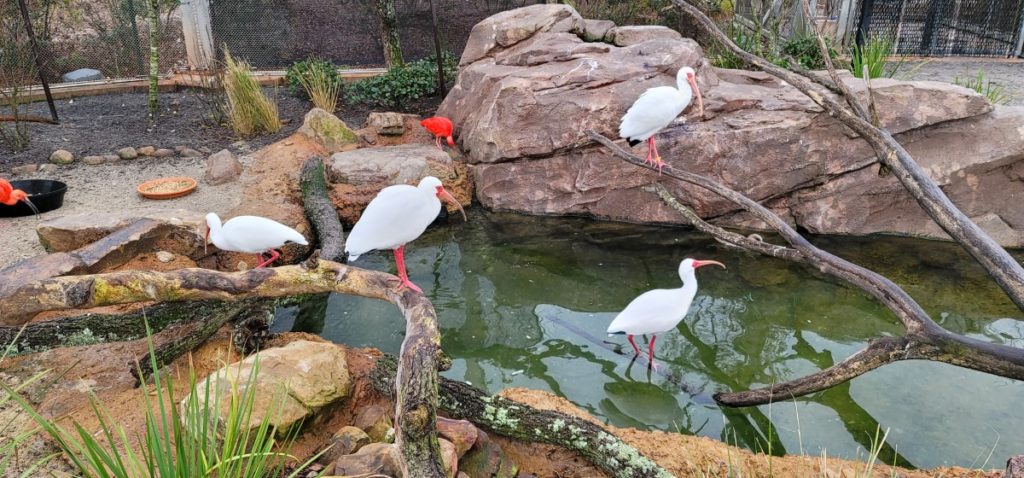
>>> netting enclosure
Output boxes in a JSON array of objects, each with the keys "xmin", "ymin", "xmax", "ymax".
[{"xmin": 854, "ymin": 0, "xmax": 1024, "ymax": 56}]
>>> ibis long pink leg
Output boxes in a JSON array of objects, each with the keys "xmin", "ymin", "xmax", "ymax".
[
  {"xmin": 627, "ymin": 335, "xmax": 641, "ymax": 355},
  {"xmin": 648, "ymin": 335, "xmax": 657, "ymax": 359},
  {"xmin": 649, "ymin": 137, "xmax": 665, "ymax": 173},
  {"xmin": 393, "ymin": 246, "xmax": 423, "ymax": 293},
  {"xmin": 255, "ymin": 249, "xmax": 280, "ymax": 268}
]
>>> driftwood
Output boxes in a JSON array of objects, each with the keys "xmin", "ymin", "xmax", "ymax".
[
  {"xmin": 370, "ymin": 354, "xmax": 673, "ymax": 478},
  {"xmin": 590, "ymin": 131, "xmax": 1024, "ymax": 407},
  {"xmin": 0, "ymin": 260, "xmax": 448, "ymax": 477},
  {"xmin": 671, "ymin": 0, "xmax": 1024, "ymax": 312},
  {"xmin": 300, "ymin": 156, "xmax": 346, "ymax": 263}
]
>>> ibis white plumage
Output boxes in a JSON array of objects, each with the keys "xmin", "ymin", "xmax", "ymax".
[
  {"xmin": 607, "ymin": 258, "xmax": 724, "ymax": 361},
  {"xmin": 345, "ymin": 176, "xmax": 466, "ymax": 293},
  {"xmin": 619, "ymin": 66, "xmax": 704, "ymax": 171},
  {"xmin": 203, "ymin": 213, "xmax": 309, "ymax": 268}
]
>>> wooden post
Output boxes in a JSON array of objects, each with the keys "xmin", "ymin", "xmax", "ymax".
[
  {"xmin": 428, "ymin": 0, "xmax": 446, "ymax": 97},
  {"xmin": 180, "ymin": 0, "xmax": 215, "ymax": 70},
  {"xmin": 15, "ymin": 0, "xmax": 58, "ymax": 123}
]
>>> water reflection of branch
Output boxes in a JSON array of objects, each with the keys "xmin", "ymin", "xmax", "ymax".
[{"xmin": 588, "ymin": 131, "xmax": 1024, "ymax": 409}]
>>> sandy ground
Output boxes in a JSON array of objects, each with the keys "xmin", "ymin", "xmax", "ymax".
[
  {"xmin": 0, "ymin": 156, "xmax": 243, "ymax": 267},
  {"xmin": 896, "ymin": 58, "xmax": 1024, "ymax": 106}
]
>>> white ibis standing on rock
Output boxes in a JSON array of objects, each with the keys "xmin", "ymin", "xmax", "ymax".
[
  {"xmin": 203, "ymin": 213, "xmax": 308, "ymax": 268},
  {"xmin": 619, "ymin": 66, "xmax": 704, "ymax": 172},
  {"xmin": 345, "ymin": 176, "xmax": 466, "ymax": 293},
  {"xmin": 607, "ymin": 258, "xmax": 725, "ymax": 363}
]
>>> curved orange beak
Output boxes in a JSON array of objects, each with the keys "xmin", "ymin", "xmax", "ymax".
[
  {"xmin": 11, "ymin": 191, "xmax": 40, "ymax": 218},
  {"xmin": 687, "ymin": 73, "xmax": 704, "ymax": 117},
  {"xmin": 693, "ymin": 259, "xmax": 725, "ymax": 269},
  {"xmin": 436, "ymin": 186, "xmax": 467, "ymax": 222}
]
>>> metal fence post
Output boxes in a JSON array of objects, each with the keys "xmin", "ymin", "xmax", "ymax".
[
  {"xmin": 181, "ymin": 0, "xmax": 215, "ymax": 69},
  {"xmin": 855, "ymin": 0, "xmax": 874, "ymax": 46}
]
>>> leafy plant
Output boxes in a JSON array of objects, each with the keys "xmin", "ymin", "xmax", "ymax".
[
  {"xmin": 850, "ymin": 36, "xmax": 902, "ymax": 79},
  {"xmin": 955, "ymin": 68, "xmax": 1016, "ymax": 105},
  {"xmin": 345, "ymin": 52, "xmax": 458, "ymax": 108},
  {"xmin": 781, "ymin": 35, "xmax": 838, "ymax": 70},
  {"xmin": 223, "ymin": 48, "xmax": 281, "ymax": 136},
  {"xmin": 3, "ymin": 323, "xmax": 321, "ymax": 478},
  {"xmin": 286, "ymin": 58, "xmax": 342, "ymax": 111}
]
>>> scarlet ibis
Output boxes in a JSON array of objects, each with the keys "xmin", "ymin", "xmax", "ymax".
[
  {"xmin": 607, "ymin": 258, "xmax": 725, "ymax": 362},
  {"xmin": 619, "ymin": 66, "xmax": 704, "ymax": 171},
  {"xmin": 345, "ymin": 176, "xmax": 466, "ymax": 293},
  {"xmin": 421, "ymin": 116, "xmax": 455, "ymax": 150},
  {"xmin": 203, "ymin": 213, "xmax": 308, "ymax": 268},
  {"xmin": 0, "ymin": 178, "xmax": 41, "ymax": 218}
]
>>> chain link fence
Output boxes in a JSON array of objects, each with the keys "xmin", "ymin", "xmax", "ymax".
[{"xmin": 853, "ymin": 0, "xmax": 1024, "ymax": 56}]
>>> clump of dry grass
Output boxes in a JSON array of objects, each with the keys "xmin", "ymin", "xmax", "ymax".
[
  {"xmin": 223, "ymin": 48, "xmax": 280, "ymax": 136},
  {"xmin": 294, "ymin": 58, "xmax": 341, "ymax": 112}
]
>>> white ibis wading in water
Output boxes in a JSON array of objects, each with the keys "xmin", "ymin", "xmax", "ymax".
[
  {"xmin": 619, "ymin": 66, "xmax": 704, "ymax": 172},
  {"xmin": 203, "ymin": 213, "xmax": 308, "ymax": 268},
  {"xmin": 607, "ymin": 258, "xmax": 724, "ymax": 363},
  {"xmin": 345, "ymin": 176, "xmax": 466, "ymax": 293}
]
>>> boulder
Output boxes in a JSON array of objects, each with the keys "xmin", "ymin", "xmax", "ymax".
[
  {"xmin": 365, "ymin": 112, "xmax": 406, "ymax": 136},
  {"xmin": 117, "ymin": 147, "xmax": 138, "ymax": 160},
  {"xmin": 439, "ymin": 438, "xmax": 458, "ymax": 478},
  {"xmin": 437, "ymin": 416, "xmax": 478, "ymax": 457},
  {"xmin": 459, "ymin": 4, "xmax": 585, "ymax": 66},
  {"xmin": 49, "ymin": 150, "xmax": 74, "ymax": 165},
  {"xmin": 322, "ymin": 426, "xmax": 370, "ymax": 463},
  {"xmin": 459, "ymin": 430, "xmax": 517, "ymax": 478},
  {"xmin": 298, "ymin": 108, "xmax": 359, "ymax": 153},
  {"xmin": 354, "ymin": 403, "xmax": 393, "ymax": 443},
  {"xmin": 606, "ymin": 25, "xmax": 682, "ymax": 46},
  {"xmin": 35, "ymin": 209, "xmax": 205, "ymax": 254},
  {"xmin": 328, "ymin": 144, "xmax": 473, "ymax": 224},
  {"xmin": 582, "ymin": 19, "xmax": 614, "ymax": 42},
  {"xmin": 442, "ymin": 4, "xmax": 1024, "ymax": 247},
  {"xmin": 181, "ymin": 341, "xmax": 352, "ymax": 435},
  {"xmin": 332, "ymin": 443, "xmax": 402, "ymax": 477},
  {"xmin": 1008, "ymin": 455, "xmax": 1024, "ymax": 478},
  {"xmin": 204, "ymin": 149, "xmax": 243, "ymax": 185},
  {"xmin": 61, "ymin": 68, "xmax": 103, "ymax": 83}
]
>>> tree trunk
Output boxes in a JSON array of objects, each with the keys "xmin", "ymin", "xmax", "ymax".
[
  {"xmin": 376, "ymin": 0, "xmax": 404, "ymax": 68},
  {"xmin": 299, "ymin": 156, "xmax": 346, "ymax": 263},
  {"xmin": 370, "ymin": 355, "xmax": 674, "ymax": 478},
  {"xmin": 147, "ymin": 0, "xmax": 159, "ymax": 115}
]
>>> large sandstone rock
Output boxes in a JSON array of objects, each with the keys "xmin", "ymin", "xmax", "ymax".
[
  {"xmin": 36, "ymin": 209, "xmax": 205, "ymax": 253},
  {"xmin": 441, "ymin": 4, "xmax": 1024, "ymax": 247},
  {"xmin": 181, "ymin": 340, "xmax": 352, "ymax": 435},
  {"xmin": 328, "ymin": 144, "xmax": 473, "ymax": 224}
]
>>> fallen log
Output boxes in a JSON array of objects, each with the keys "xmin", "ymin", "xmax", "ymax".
[
  {"xmin": 370, "ymin": 354, "xmax": 673, "ymax": 478},
  {"xmin": 300, "ymin": 156, "xmax": 346, "ymax": 263}
]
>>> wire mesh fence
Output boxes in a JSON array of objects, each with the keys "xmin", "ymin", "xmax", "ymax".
[{"xmin": 853, "ymin": 0, "xmax": 1024, "ymax": 56}]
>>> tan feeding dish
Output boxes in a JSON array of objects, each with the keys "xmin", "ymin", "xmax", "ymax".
[{"xmin": 137, "ymin": 177, "xmax": 198, "ymax": 200}]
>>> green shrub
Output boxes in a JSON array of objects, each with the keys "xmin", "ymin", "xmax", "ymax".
[
  {"xmin": 850, "ymin": 36, "xmax": 900, "ymax": 79},
  {"xmin": 345, "ymin": 53, "xmax": 458, "ymax": 108},
  {"xmin": 285, "ymin": 58, "xmax": 342, "ymax": 98},
  {"xmin": 781, "ymin": 35, "xmax": 838, "ymax": 70}
]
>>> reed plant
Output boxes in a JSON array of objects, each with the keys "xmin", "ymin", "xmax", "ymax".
[
  {"xmin": 223, "ymin": 49, "xmax": 281, "ymax": 136},
  {"xmin": 294, "ymin": 58, "xmax": 341, "ymax": 112}
]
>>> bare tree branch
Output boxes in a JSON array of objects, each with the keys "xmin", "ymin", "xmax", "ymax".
[{"xmin": 671, "ymin": 0, "xmax": 1024, "ymax": 312}]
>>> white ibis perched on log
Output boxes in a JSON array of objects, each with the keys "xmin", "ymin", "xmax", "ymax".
[
  {"xmin": 203, "ymin": 213, "xmax": 308, "ymax": 268},
  {"xmin": 607, "ymin": 258, "xmax": 724, "ymax": 363},
  {"xmin": 619, "ymin": 66, "xmax": 704, "ymax": 172},
  {"xmin": 345, "ymin": 176, "xmax": 466, "ymax": 293}
]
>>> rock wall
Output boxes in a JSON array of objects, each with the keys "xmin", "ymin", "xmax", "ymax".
[{"xmin": 439, "ymin": 4, "xmax": 1024, "ymax": 248}]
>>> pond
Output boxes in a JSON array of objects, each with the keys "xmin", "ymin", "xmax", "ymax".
[{"xmin": 272, "ymin": 209, "xmax": 1024, "ymax": 469}]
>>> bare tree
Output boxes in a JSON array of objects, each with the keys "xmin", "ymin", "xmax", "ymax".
[{"xmin": 376, "ymin": 0, "xmax": 404, "ymax": 68}]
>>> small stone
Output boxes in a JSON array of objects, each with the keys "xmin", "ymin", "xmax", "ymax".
[
  {"xmin": 168, "ymin": 217, "xmax": 184, "ymax": 226},
  {"xmin": 49, "ymin": 149, "xmax": 74, "ymax": 164},
  {"xmin": 198, "ymin": 146, "xmax": 213, "ymax": 154},
  {"xmin": 151, "ymin": 148, "xmax": 174, "ymax": 158},
  {"xmin": 179, "ymin": 147, "xmax": 203, "ymax": 158},
  {"xmin": 11, "ymin": 164, "xmax": 39, "ymax": 174},
  {"xmin": 439, "ymin": 438, "xmax": 458, "ymax": 478},
  {"xmin": 365, "ymin": 112, "xmax": 406, "ymax": 136},
  {"xmin": 332, "ymin": 443, "xmax": 401, "ymax": 477},
  {"xmin": 103, "ymin": 155, "xmax": 120, "ymax": 163},
  {"xmin": 138, "ymin": 146, "xmax": 156, "ymax": 156},
  {"xmin": 117, "ymin": 147, "xmax": 138, "ymax": 160},
  {"xmin": 437, "ymin": 416, "xmax": 478, "ymax": 457},
  {"xmin": 229, "ymin": 141, "xmax": 249, "ymax": 151},
  {"xmin": 354, "ymin": 404, "xmax": 393, "ymax": 442},
  {"xmin": 82, "ymin": 155, "xmax": 106, "ymax": 165},
  {"xmin": 38, "ymin": 164, "xmax": 59, "ymax": 173},
  {"xmin": 204, "ymin": 149, "xmax": 243, "ymax": 185},
  {"xmin": 174, "ymin": 145, "xmax": 187, "ymax": 153},
  {"xmin": 318, "ymin": 426, "xmax": 370, "ymax": 465},
  {"xmin": 155, "ymin": 251, "xmax": 175, "ymax": 263}
]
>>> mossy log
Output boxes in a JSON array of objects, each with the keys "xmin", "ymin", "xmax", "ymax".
[
  {"xmin": 0, "ymin": 259, "xmax": 448, "ymax": 477},
  {"xmin": 370, "ymin": 355, "xmax": 674, "ymax": 478},
  {"xmin": 299, "ymin": 156, "xmax": 346, "ymax": 263}
]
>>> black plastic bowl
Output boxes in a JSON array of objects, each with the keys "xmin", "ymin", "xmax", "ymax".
[{"xmin": 0, "ymin": 179, "xmax": 68, "ymax": 217}]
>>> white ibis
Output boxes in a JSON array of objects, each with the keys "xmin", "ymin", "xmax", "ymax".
[
  {"xmin": 203, "ymin": 213, "xmax": 308, "ymax": 268},
  {"xmin": 619, "ymin": 66, "xmax": 704, "ymax": 171},
  {"xmin": 607, "ymin": 258, "xmax": 725, "ymax": 362},
  {"xmin": 345, "ymin": 176, "xmax": 466, "ymax": 293}
]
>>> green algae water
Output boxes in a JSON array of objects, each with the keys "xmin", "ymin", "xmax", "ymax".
[{"xmin": 272, "ymin": 209, "xmax": 1024, "ymax": 469}]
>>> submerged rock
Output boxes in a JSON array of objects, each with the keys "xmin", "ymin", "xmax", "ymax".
[{"xmin": 442, "ymin": 4, "xmax": 1024, "ymax": 248}]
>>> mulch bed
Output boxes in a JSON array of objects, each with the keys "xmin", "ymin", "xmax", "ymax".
[{"xmin": 1, "ymin": 88, "xmax": 444, "ymax": 170}]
